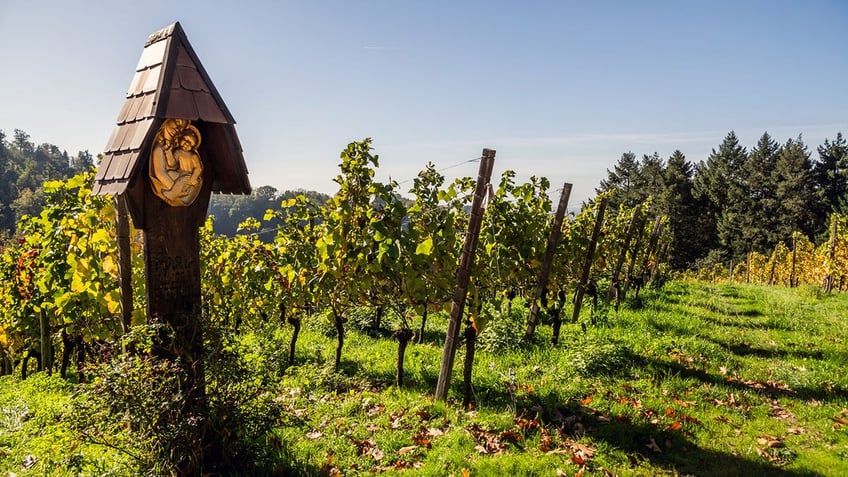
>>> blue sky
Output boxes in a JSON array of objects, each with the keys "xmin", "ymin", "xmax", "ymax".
[{"xmin": 1, "ymin": 1, "xmax": 846, "ymax": 205}]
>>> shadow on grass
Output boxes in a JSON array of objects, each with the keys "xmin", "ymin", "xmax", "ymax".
[
  {"xmin": 448, "ymin": 365, "xmax": 828, "ymax": 477},
  {"xmin": 512, "ymin": 389, "xmax": 826, "ymax": 477},
  {"xmin": 705, "ymin": 336, "xmax": 825, "ymax": 361}
]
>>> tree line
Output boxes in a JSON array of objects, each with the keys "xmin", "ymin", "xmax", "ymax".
[
  {"xmin": 0, "ymin": 129, "xmax": 94, "ymax": 238},
  {"xmin": 597, "ymin": 131, "xmax": 847, "ymax": 269}
]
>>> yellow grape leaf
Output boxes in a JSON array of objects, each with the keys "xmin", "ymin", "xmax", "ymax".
[
  {"xmin": 415, "ymin": 237, "xmax": 434, "ymax": 256},
  {"xmin": 91, "ymin": 228, "xmax": 111, "ymax": 244},
  {"xmin": 105, "ymin": 290, "xmax": 122, "ymax": 314},
  {"xmin": 71, "ymin": 273, "xmax": 89, "ymax": 293},
  {"xmin": 102, "ymin": 255, "xmax": 117, "ymax": 276}
]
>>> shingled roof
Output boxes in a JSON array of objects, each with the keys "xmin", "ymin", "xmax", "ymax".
[{"xmin": 93, "ymin": 22, "xmax": 250, "ymax": 196}]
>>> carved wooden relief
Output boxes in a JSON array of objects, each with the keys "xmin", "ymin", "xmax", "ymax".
[{"xmin": 149, "ymin": 118, "xmax": 204, "ymax": 206}]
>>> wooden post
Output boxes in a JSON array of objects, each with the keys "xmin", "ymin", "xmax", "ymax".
[
  {"xmin": 39, "ymin": 309, "xmax": 51, "ymax": 374},
  {"xmin": 634, "ymin": 217, "xmax": 662, "ymax": 299},
  {"xmin": 746, "ymin": 251, "xmax": 751, "ymax": 284},
  {"xmin": 789, "ymin": 233, "xmax": 797, "ymax": 288},
  {"xmin": 768, "ymin": 247, "xmax": 778, "ymax": 286},
  {"xmin": 571, "ymin": 197, "xmax": 607, "ymax": 323},
  {"xmin": 607, "ymin": 203, "xmax": 642, "ymax": 303},
  {"xmin": 115, "ymin": 195, "xmax": 133, "ymax": 338},
  {"xmin": 619, "ymin": 213, "xmax": 647, "ymax": 310},
  {"xmin": 435, "ymin": 149, "xmax": 495, "ymax": 402},
  {"xmin": 142, "ymin": 177, "xmax": 212, "ymax": 473},
  {"xmin": 525, "ymin": 183, "xmax": 571, "ymax": 342},
  {"xmin": 824, "ymin": 216, "xmax": 837, "ymax": 293}
]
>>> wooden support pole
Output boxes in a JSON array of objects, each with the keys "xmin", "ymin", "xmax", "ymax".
[
  {"xmin": 115, "ymin": 195, "xmax": 133, "ymax": 338},
  {"xmin": 571, "ymin": 197, "xmax": 607, "ymax": 323},
  {"xmin": 824, "ymin": 216, "xmax": 837, "ymax": 293},
  {"xmin": 607, "ymin": 203, "xmax": 643, "ymax": 303},
  {"xmin": 435, "ymin": 149, "xmax": 495, "ymax": 402},
  {"xmin": 525, "ymin": 183, "xmax": 571, "ymax": 342},
  {"xmin": 619, "ymin": 213, "xmax": 646, "ymax": 309},
  {"xmin": 790, "ymin": 233, "xmax": 797, "ymax": 288},
  {"xmin": 634, "ymin": 217, "xmax": 662, "ymax": 299}
]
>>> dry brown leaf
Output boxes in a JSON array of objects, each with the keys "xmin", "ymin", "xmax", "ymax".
[
  {"xmin": 306, "ymin": 430, "xmax": 323, "ymax": 440},
  {"xmin": 831, "ymin": 416, "xmax": 848, "ymax": 426},
  {"xmin": 673, "ymin": 398, "xmax": 695, "ymax": 407},
  {"xmin": 756, "ymin": 435, "xmax": 784, "ymax": 448},
  {"xmin": 398, "ymin": 445, "xmax": 418, "ymax": 455}
]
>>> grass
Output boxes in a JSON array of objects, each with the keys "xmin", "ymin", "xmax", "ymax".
[{"xmin": 1, "ymin": 281, "xmax": 847, "ymax": 476}]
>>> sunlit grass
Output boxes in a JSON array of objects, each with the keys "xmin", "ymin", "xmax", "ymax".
[{"xmin": 2, "ymin": 281, "xmax": 846, "ymax": 475}]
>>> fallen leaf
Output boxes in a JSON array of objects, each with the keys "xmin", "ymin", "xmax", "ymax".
[
  {"xmin": 756, "ymin": 435, "xmax": 784, "ymax": 448},
  {"xmin": 581, "ymin": 395, "xmax": 594, "ymax": 406},
  {"xmin": 669, "ymin": 421, "xmax": 683, "ymax": 431},
  {"xmin": 366, "ymin": 403, "xmax": 385, "ymax": 417},
  {"xmin": 831, "ymin": 416, "xmax": 848, "ymax": 427},
  {"xmin": 398, "ymin": 445, "xmax": 418, "ymax": 455},
  {"xmin": 500, "ymin": 430, "xmax": 523, "ymax": 444},
  {"xmin": 306, "ymin": 430, "xmax": 323, "ymax": 440}
]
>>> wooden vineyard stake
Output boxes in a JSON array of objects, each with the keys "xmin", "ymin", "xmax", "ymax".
[
  {"xmin": 435, "ymin": 149, "xmax": 495, "ymax": 402},
  {"xmin": 93, "ymin": 23, "xmax": 250, "ymax": 474},
  {"xmin": 607, "ymin": 203, "xmax": 643, "ymax": 303},
  {"xmin": 524, "ymin": 183, "xmax": 572, "ymax": 342},
  {"xmin": 571, "ymin": 197, "xmax": 607, "ymax": 324},
  {"xmin": 618, "ymin": 213, "xmax": 646, "ymax": 310},
  {"xmin": 634, "ymin": 217, "xmax": 663, "ymax": 300},
  {"xmin": 115, "ymin": 195, "xmax": 133, "ymax": 337},
  {"xmin": 824, "ymin": 216, "xmax": 838, "ymax": 293},
  {"xmin": 790, "ymin": 233, "xmax": 798, "ymax": 288}
]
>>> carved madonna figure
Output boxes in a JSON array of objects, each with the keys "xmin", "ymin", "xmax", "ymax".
[{"xmin": 149, "ymin": 119, "xmax": 204, "ymax": 207}]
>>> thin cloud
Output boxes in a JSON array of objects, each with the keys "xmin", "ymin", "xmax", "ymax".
[{"xmin": 362, "ymin": 45, "xmax": 402, "ymax": 51}]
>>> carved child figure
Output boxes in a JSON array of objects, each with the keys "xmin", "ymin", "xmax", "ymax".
[{"xmin": 149, "ymin": 119, "xmax": 204, "ymax": 207}]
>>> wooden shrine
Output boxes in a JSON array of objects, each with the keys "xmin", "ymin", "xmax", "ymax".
[{"xmin": 93, "ymin": 22, "xmax": 250, "ymax": 473}]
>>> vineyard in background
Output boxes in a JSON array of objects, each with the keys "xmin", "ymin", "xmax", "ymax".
[
  {"xmin": 2, "ymin": 138, "xmax": 847, "ymax": 384},
  {"xmin": 682, "ymin": 214, "xmax": 848, "ymax": 290}
]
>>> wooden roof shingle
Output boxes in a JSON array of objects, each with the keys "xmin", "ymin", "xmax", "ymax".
[{"xmin": 93, "ymin": 22, "xmax": 250, "ymax": 196}]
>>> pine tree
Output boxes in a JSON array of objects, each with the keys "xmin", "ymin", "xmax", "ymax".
[
  {"xmin": 742, "ymin": 132, "xmax": 781, "ymax": 252},
  {"xmin": 597, "ymin": 151, "xmax": 641, "ymax": 211},
  {"xmin": 774, "ymin": 135, "xmax": 817, "ymax": 242},
  {"xmin": 693, "ymin": 131, "xmax": 748, "ymax": 261},
  {"xmin": 813, "ymin": 132, "xmax": 848, "ymax": 218},
  {"xmin": 635, "ymin": 152, "xmax": 665, "ymax": 204},
  {"xmin": 660, "ymin": 150, "xmax": 702, "ymax": 268}
]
